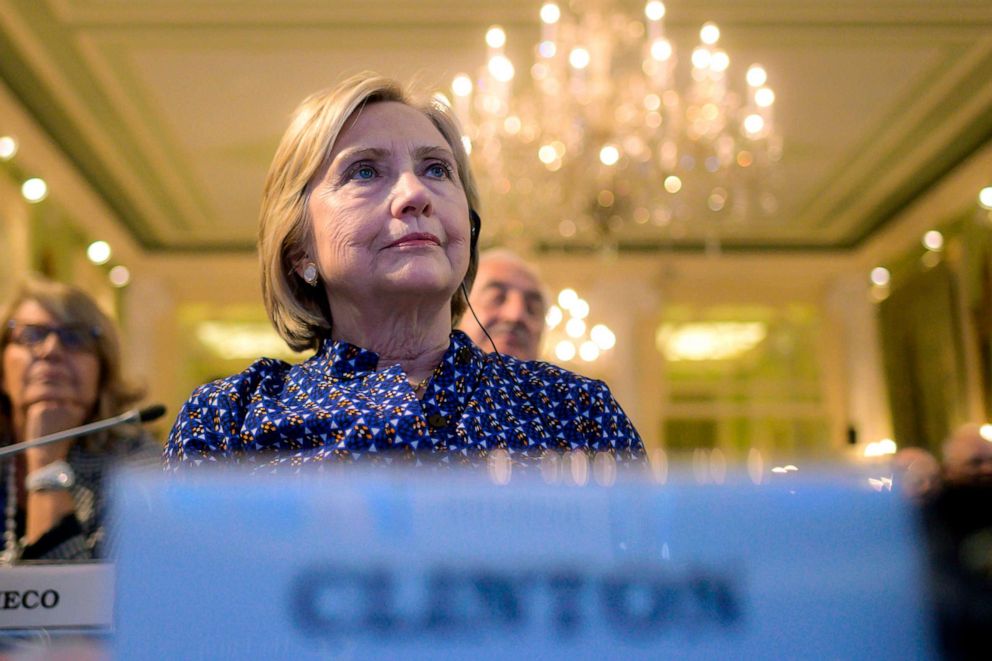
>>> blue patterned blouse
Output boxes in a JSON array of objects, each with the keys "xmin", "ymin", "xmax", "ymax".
[{"xmin": 164, "ymin": 330, "xmax": 643, "ymax": 469}]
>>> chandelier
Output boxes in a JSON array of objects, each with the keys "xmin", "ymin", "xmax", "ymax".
[{"xmin": 449, "ymin": 1, "xmax": 782, "ymax": 251}]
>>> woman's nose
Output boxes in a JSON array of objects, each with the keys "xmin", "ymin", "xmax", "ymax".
[
  {"xmin": 500, "ymin": 292, "xmax": 529, "ymax": 322},
  {"xmin": 34, "ymin": 331, "xmax": 66, "ymax": 358},
  {"xmin": 391, "ymin": 170, "xmax": 433, "ymax": 219}
]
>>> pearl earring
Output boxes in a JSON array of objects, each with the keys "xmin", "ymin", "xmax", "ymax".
[{"xmin": 303, "ymin": 262, "xmax": 318, "ymax": 286}]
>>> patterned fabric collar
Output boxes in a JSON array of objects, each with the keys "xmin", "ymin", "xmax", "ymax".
[{"xmin": 302, "ymin": 329, "xmax": 485, "ymax": 389}]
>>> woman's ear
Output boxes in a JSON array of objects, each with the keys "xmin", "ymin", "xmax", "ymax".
[
  {"xmin": 288, "ymin": 225, "xmax": 319, "ymax": 285},
  {"xmin": 286, "ymin": 241, "xmax": 310, "ymax": 280},
  {"xmin": 291, "ymin": 258, "xmax": 308, "ymax": 281}
]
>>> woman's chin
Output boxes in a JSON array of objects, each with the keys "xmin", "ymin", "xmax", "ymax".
[
  {"xmin": 376, "ymin": 273, "xmax": 456, "ymax": 302},
  {"xmin": 377, "ymin": 262, "xmax": 458, "ymax": 294}
]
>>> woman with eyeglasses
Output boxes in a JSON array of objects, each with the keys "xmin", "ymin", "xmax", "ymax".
[{"xmin": 0, "ymin": 276, "xmax": 147, "ymax": 562}]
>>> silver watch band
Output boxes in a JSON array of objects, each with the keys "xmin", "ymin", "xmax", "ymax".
[{"xmin": 24, "ymin": 459, "xmax": 76, "ymax": 492}]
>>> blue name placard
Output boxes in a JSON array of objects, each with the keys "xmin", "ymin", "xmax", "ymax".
[{"xmin": 111, "ymin": 469, "xmax": 935, "ymax": 659}]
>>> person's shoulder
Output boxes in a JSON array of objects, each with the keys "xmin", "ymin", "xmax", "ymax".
[
  {"xmin": 184, "ymin": 356, "xmax": 293, "ymax": 410},
  {"xmin": 168, "ymin": 357, "xmax": 295, "ymax": 459},
  {"xmin": 501, "ymin": 355, "xmax": 605, "ymax": 387},
  {"xmin": 488, "ymin": 356, "xmax": 643, "ymax": 453},
  {"xmin": 485, "ymin": 354, "xmax": 613, "ymax": 398}
]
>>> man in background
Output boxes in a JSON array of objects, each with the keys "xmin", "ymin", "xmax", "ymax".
[
  {"xmin": 459, "ymin": 249, "xmax": 548, "ymax": 361},
  {"xmin": 942, "ymin": 423, "xmax": 992, "ymax": 486},
  {"xmin": 891, "ymin": 447, "xmax": 942, "ymax": 502}
]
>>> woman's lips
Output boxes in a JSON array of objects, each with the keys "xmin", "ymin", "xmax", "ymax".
[
  {"xmin": 30, "ymin": 371, "xmax": 72, "ymax": 385},
  {"xmin": 385, "ymin": 233, "xmax": 441, "ymax": 249}
]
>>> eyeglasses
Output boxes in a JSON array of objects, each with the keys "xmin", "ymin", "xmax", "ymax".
[{"xmin": 4, "ymin": 321, "xmax": 101, "ymax": 353}]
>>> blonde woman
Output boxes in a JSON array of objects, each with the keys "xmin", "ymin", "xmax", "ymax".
[{"xmin": 166, "ymin": 72, "xmax": 642, "ymax": 470}]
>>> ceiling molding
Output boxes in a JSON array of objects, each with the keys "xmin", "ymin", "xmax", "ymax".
[{"xmin": 3, "ymin": 0, "xmax": 992, "ymax": 253}]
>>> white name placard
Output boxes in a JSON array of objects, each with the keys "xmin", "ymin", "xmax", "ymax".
[
  {"xmin": 0, "ymin": 562, "xmax": 114, "ymax": 630},
  {"xmin": 112, "ymin": 469, "xmax": 936, "ymax": 659}
]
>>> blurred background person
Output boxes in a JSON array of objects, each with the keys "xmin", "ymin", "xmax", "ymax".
[
  {"xmin": 165, "ymin": 72, "xmax": 643, "ymax": 469},
  {"xmin": 942, "ymin": 423, "xmax": 992, "ymax": 486},
  {"xmin": 891, "ymin": 446, "xmax": 942, "ymax": 503},
  {"xmin": 923, "ymin": 424, "xmax": 992, "ymax": 657},
  {"xmin": 0, "ymin": 277, "xmax": 148, "ymax": 562},
  {"xmin": 458, "ymin": 248, "xmax": 548, "ymax": 361}
]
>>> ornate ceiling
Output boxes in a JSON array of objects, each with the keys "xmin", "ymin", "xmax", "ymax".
[{"xmin": 2, "ymin": 0, "xmax": 992, "ymax": 254}]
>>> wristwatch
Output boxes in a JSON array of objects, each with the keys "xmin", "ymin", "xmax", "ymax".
[{"xmin": 24, "ymin": 460, "xmax": 76, "ymax": 492}]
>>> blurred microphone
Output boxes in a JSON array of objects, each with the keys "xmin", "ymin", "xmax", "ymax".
[{"xmin": 0, "ymin": 404, "xmax": 166, "ymax": 458}]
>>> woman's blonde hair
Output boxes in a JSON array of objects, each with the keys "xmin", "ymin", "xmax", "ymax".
[
  {"xmin": 0, "ymin": 276, "xmax": 145, "ymax": 451},
  {"xmin": 258, "ymin": 72, "xmax": 481, "ymax": 352}
]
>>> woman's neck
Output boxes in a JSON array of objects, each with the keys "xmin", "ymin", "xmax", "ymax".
[{"xmin": 329, "ymin": 299, "xmax": 452, "ymax": 384}]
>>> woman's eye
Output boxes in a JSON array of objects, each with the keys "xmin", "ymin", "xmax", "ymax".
[
  {"xmin": 347, "ymin": 164, "xmax": 377, "ymax": 181},
  {"xmin": 426, "ymin": 162, "xmax": 452, "ymax": 179}
]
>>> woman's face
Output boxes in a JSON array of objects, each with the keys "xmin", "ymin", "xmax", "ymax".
[
  {"xmin": 305, "ymin": 101, "xmax": 470, "ymax": 316},
  {"xmin": 2, "ymin": 300, "xmax": 101, "ymax": 423}
]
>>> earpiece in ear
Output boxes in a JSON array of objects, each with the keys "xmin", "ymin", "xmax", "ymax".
[{"xmin": 468, "ymin": 209, "xmax": 481, "ymax": 252}]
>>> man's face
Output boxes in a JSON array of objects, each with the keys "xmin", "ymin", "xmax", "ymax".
[
  {"xmin": 945, "ymin": 434, "xmax": 992, "ymax": 485},
  {"xmin": 461, "ymin": 257, "xmax": 547, "ymax": 360}
]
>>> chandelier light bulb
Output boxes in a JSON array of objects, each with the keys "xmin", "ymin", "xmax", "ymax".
[
  {"xmin": 538, "ymin": 144, "xmax": 557, "ymax": 164},
  {"xmin": 555, "ymin": 340, "xmax": 576, "ymax": 362},
  {"xmin": 569, "ymin": 47, "xmax": 591, "ymax": 70},
  {"xmin": 664, "ymin": 175, "xmax": 682, "ymax": 193},
  {"xmin": 486, "ymin": 26, "xmax": 507, "ymax": 49},
  {"xmin": 743, "ymin": 113, "xmax": 765, "ymax": 136},
  {"xmin": 599, "ymin": 145, "xmax": 620, "ymax": 166},
  {"xmin": 558, "ymin": 288, "xmax": 578, "ymax": 309},
  {"xmin": 708, "ymin": 190, "xmax": 727, "ymax": 211},
  {"xmin": 746, "ymin": 64, "xmax": 768, "ymax": 87},
  {"xmin": 870, "ymin": 267, "xmax": 891, "ymax": 287},
  {"xmin": 108, "ymin": 265, "xmax": 131, "ymax": 288},
  {"xmin": 86, "ymin": 240, "xmax": 112, "ymax": 265},
  {"xmin": 691, "ymin": 47, "xmax": 711, "ymax": 70},
  {"xmin": 579, "ymin": 341, "xmax": 600, "ymax": 362},
  {"xmin": 21, "ymin": 177, "xmax": 48, "ymax": 203},
  {"xmin": 711, "ymin": 50, "xmax": 730, "ymax": 72},
  {"xmin": 0, "ymin": 135, "xmax": 17, "ymax": 160},
  {"xmin": 979, "ymin": 186, "xmax": 992, "ymax": 209},
  {"xmin": 452, "ymin": 74, "xmax": 473, "ymax": 97},
  {"xmin": 590, "ymin": 324, "xmax": 616, "ymax": 350},
  {"xmin": 700, "ymin": 22, "xmax": 720, "ymax": 45},
  {"xmin": 650, "ymin": 38, "xmax": 673, "ymax": 62},
  {"xmin": 540, "ymin": 3, "xmax": 561, "ymax": 24},
  {"xmin": 645, "ymin": 1, "xmax": 666, "ymax": 22},
  {"xmin": 488, "ymin": 55, "xmax": 515, "ymax": 82},
  {"xmin": 571, "ymin": 298, "xmax": 590, "ymax": 319},
  {"xmin": 566, "ymin": 318, "xmax": 586, "ymax": 338},
  {"xmin": 538, "ymin": 40, "xmax": 557, "ymax": 59},
  {"xmin": 922, "ymin": 230, "xmax": 944, "ymax": 252},
  {"xmin": 755, "ymin": 87, "xmax": 775, "ymax": 107},
  {"xmin": 545, "ymin": 305, "xmax": 564, "ymax": 329}
]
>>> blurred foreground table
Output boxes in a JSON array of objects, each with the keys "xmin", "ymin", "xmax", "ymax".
[{"xmin": 107, "ymin": 468, "xmax": 937, "ymax": 659}]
